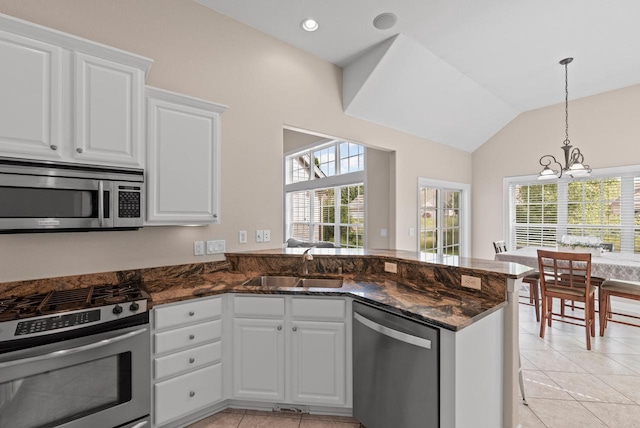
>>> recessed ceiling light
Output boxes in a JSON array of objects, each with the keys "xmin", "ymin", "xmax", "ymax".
[
  {"xmin": 373, "ymin": 13, "xmax": 397, "ymax": 30},
  {"xmin": 301, "ymin": 18, "xmax": 319, "ymax": 32}
]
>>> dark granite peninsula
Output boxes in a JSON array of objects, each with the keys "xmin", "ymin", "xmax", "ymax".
[{"xmin": 0, "ymin": 248, "xmax": 532, "ymax": 428}]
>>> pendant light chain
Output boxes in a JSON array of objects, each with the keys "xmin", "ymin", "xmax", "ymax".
[{"xmin": 564, "ymin": 60, "xmax": 570, "ymax": 145}]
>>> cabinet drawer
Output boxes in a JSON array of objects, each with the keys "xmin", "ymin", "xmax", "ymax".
[
  {"xmin": 234, "ymin": 295, "xmax": 284, "ymax": 318},
  {"xmin": 154, "ymin": 319, "xmax": 221, "ymax": 354},
  {"xmin": 154, "ymin": 363, "xmax": 222, "ymax": 426},
  {"xmin": 292, "ymin": 298, "xmax": 346, "ymax": 320},
  {"xmin": 155, "ymin": 341, "xmax": 221, "ymax": 380},
  {"xmin": 154, "ymin": 297, "xmax": 222, "ymax": 330}
]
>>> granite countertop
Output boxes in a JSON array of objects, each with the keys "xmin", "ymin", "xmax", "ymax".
[
  {"xmin": 143, "ymin": 270, "xmax": 507, "ymax": 331},
  {"xmin": 1, "ymin": 248, "xmax": 529, "ymax": 332}
]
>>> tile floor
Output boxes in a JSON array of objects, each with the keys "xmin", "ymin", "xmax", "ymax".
[
  {"xmin": 187, "ymin": 300, "xmax": 640, "ymax": 428},
  {"xmin": 186, "ymin": 409, "xmax": 362, "ymax": 428},
  {"xmin": 518, "ymin": 300, "xmax": 640, "ymax": 428}
]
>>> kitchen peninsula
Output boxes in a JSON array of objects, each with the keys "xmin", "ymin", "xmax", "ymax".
[{"xmin": 0, "ymin": 249, "xmax": 532, "ymax": 428}]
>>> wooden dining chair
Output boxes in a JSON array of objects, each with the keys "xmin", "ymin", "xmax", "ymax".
[
  {"xmin": 493, "ymin": 241, "xmax": 541, "ymax": 321},
  {"xmin": 599, "ymin": 279, "xmax": 640, "ymax": 335},
  {"xmin": 537, "ymin": 250, "xmax": 596, "ymax": 350}
]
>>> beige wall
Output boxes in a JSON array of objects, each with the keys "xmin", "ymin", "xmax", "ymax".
[
  {"xmin": 472, "ymin": 84, "xmax": 640, "ymax": 260},
  {"xmin": 0, "ymin": 0, "xmax": 471, "ymax": 282}
]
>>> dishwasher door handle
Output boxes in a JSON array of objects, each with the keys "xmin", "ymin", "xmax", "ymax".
[{"xmin": 354, "ymin": 312, "xmax": 431, "ymax": 349}]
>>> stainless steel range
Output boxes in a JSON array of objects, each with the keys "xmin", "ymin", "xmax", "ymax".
[{"xmin": 0, "ymin": 283, "xmax": 151, "ymax": 428}]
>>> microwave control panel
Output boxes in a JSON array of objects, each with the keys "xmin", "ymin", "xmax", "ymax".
[{"xmin": 118, "ymin": 187, "xmax": 141, "ymax": 218}]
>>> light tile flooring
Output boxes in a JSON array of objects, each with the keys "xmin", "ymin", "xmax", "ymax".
[
  {"xmin": 187, "ymin": 301, "xmax": 640, "ymax": 428},
  {"xmin": 518, "ymin": 301, "xmax": 640, "ymax": 428},
  {"xmin": 186, "ymin": 409, "xmax": 362, "ymax": 428}
]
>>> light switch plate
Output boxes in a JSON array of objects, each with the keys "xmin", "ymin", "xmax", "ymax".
[{"xmin": 256, "ymin": 230, "xmax": 264, "ymax": 243}]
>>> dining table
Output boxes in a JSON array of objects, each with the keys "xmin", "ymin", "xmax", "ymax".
[{"xmin": 494, "ymin": 246, "xmax": 640, "ymax": 282}]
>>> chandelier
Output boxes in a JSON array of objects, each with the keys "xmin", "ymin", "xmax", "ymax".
[{"xmin": 538, "ymin": 58, "xmax": 591, "ymax": 180}]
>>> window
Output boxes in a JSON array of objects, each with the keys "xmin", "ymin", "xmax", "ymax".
[
  {"xmin": 505, "ymin": 167, "xmax": 640, "ymax": 253},
  {"xmin": 418, "ymin": 178, "xmax": 470, "ymax": 256},
  {"xmin": 285, "ymin": 139, "xmax": 365, "ymax": 248}
]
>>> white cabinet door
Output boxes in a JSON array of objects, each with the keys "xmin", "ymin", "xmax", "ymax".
[
  {"xmin": 0, "ymin": 30, "xmax": 63, "ymax": 159},
  {"xmin": 74, "ymin": 52, "xmax": 143, "ymax": 166},
  {"xmin": 145, "ymin": 87, "xmax": 227, "ymax": 224},
  {"xmin": 232, "ymin": 318, "xmax": 285, "ymax": 401},
  {"xmin": 290, "ymin": 320, "xmax": 346, "ymax": 406}
]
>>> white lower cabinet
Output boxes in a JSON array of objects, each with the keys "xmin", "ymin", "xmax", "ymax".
[
  {"xmin": 233, "ymin": 317, "xmax": 285, "ymax": 401},
  {"xmin": 290, "ymin": 320, "xmax": 346, "ymax": 405},
  {"xmin": 231, "ymin": 295, "xmax": 349, "ymax": 407},
  {"xmin": 152, "ymin": 296, "xmax": 223, "ymax": 427}
]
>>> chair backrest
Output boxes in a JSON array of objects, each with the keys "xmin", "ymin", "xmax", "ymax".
[
  {"xmin": 493, "ymin": 240, "xmax": 507, "ymax": 254},
  {"xmin": 537, "ymin": 249, "xmax": 592, "ymax": 297}
]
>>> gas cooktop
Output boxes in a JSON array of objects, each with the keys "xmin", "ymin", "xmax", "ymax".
[{"xmin": 0, "ymin": 282, "xmax": 150, "ymax": 322}]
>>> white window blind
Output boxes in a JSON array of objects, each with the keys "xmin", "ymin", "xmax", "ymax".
[
  {"xmin": 506, "ymin": 167, "xmax": 640, "ymax": 253},
  {"xmin": 285, "ymin": 140, "xmax": 366, "ymax": 248}
]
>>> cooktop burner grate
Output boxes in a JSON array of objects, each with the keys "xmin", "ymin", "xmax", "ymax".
[{"xmin": 0, "ymin": 281, "xmax": 148, "ymax": 322}]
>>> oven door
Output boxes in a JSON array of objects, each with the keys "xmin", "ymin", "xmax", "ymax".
[
  {"xmin": 0, "ymin": 324, "xmax": 150, "ymax": 428},
  {"xmin": 0, "ymin": 173, "xmax": 114, "ymax": 231}
]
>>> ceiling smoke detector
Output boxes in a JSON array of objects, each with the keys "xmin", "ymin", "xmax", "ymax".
[{"xmin": 373, "ymin": 13, "xmax": 397, "ymax": 30}]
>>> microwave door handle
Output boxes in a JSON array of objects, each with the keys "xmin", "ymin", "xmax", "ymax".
[
  {"xmin": 0, "ymin": 328, "xmax": 148, "ymax": 369},
  {"xmin": 98, "ymin": 180, "xmax": 105, "ymax": 227}
]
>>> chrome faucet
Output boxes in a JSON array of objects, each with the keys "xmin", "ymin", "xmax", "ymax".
[{"xmin": 301, "ymin": 247, "xmax": 314, "ymax": 275}]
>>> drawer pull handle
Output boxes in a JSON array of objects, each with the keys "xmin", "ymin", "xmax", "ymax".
[
  {"xmin": 292, "ymin": 326, "xmax": 298, "ymax": 332},
  {"xmin": 189, "ymin": 311, "xmax": 195, "ymax": 316},
  {"xmin": 189, "ymin": 391, "xmax": 195, "ymax": 397},
  {"xmin": 189, "ymin": 334, "xmax": 195, "ymax": 340},
  {"xmin": 189, "ymin": 358, "xmax": 195, "ymax": 364},
  {"xmin": 277, "ymin": 325, "xmax": 282, "ymax": 331}
]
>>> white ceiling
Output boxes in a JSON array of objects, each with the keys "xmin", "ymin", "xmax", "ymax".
[{"xmin": 196, "ymin": 0, "xmax": 640, "ymax": 152}]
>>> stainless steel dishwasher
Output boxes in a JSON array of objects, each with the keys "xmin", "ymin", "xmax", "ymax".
[{"xmin": 353, "ymin": 301, "xmax": 439, "ymax": 428}]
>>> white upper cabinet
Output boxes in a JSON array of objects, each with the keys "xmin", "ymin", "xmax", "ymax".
[
  {"xmin": 0, "ymin": 13, "xmax": 152, "ymax": 167},
  {"xmin": 0, "ymin": 30, "xmax": 64, "ymax": 159},
  {"xmin": 145, "ymin": 87, "xmax": 227, "ymax": 225},
  {"xmin": 73, "ymin": 53, "xmax": 144, "ymax": 166}
]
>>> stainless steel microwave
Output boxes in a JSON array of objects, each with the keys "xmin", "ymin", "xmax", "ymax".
[{"xmin": 0, "ymin": 157, "xmax": 144, "ymax": 233}]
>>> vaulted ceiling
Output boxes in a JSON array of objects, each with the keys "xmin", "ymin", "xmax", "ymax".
[{"xmin": 196, "ymin": 0, "xmax": 640, "ymax": 152}]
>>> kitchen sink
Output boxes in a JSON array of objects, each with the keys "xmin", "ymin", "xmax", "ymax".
[
  {"xmin": 242, "ymin": 275, "xmax": 343, "ymax": 288},
  {"xmin": 297, "ymin": 278, "xmax": 343, "ymax": 288},
  {"xmin": 242, "ymin": 276, "xmax": 300, "ymax": 287}
]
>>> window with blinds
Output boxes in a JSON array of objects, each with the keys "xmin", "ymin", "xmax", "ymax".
[
  {"xmin": 285, "ymin": 140, "xmax": 365, "ymax": 248},
  {"xmin": 506, "ymin": 170, "xmax": 640, "ymax": 253}
]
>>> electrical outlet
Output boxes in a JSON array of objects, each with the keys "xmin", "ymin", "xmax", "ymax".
[
  {"xmin": 239, "ymin": 230, "xmax": 247, "ymax": 244},
  {"xmin": 384, "ymin": 262, "xmax": 397, "ymax": 273},
  {"xmin": 194, "ymin": 241, "xmax": 205, "ymax": 256},
  {"xmin": 256, "ymin": 230, "xmax": 264, "ymax": 243},
  {"xmin": 461, "ymin": 275, "xmax": 481, "ymax": 290},
  {"xmin": 381, "ymin": 228, "xmax": 388, "ymax": 237},
  {"xmin": 263, "ymin": 229, "xmax": 271, "ymax": 242}
]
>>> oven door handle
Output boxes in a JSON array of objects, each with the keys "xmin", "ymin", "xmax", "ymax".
[{"xmin": 0, "ymin": 328, "xmax": 147, "ymax": 369}]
